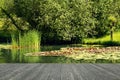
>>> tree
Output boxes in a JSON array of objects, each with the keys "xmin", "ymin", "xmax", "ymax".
[
  {"xmin": 108, "ymin": 15, "xmax": 117, "ymax": 41},
  {"xmin": 3, "ymin": 0, "xmax": 95, "ymax": 44},
  {"xmin": 3, "ymin": 0, "xmax": 120, "ymax": 44},
  {"xmin": 92, "ymin": 0, "xmax": 120, "ymax": 37}
]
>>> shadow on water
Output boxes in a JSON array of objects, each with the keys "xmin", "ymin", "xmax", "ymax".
[
  {"xmin": 0, "ymin": 49, "xmax": 11, "ymax": 63},
  {"xmin": 24, "ymin": 56, "xmax": 78, "ymax": 63}
]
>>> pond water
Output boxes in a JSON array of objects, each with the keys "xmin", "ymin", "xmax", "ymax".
[{"xmin": 0, "ymin": 44, "xmax": 82, "ymax": 63}]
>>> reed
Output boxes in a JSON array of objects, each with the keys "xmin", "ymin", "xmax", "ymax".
[
  {"xmin": 11, "ymin": 30, "xmax": 41, "ymax": 62},
  {"xmin": 11, "ymin": 30, "xmax": 41, "ymax": 50}
]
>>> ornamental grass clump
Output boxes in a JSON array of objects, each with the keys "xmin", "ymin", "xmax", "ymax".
[{"xmin": 11, "ymin": 30, "xmax": 41, "ymax": 51}]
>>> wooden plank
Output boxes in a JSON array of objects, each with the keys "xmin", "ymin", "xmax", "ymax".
[{"xmin": 0, "ymin": 64, "xmax": 120, "ymax": 80}]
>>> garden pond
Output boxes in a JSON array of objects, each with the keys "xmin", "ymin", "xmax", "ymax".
[
  {"xmin": 0, "ymin": 44, "xmax": 81, "ymax": 63},
  {"xmin": 0, "ymin": 44, "xmax": 120, "ymax": 63}
]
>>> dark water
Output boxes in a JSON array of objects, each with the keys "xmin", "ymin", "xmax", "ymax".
[{"xmin": 0, "ymin": 45, "xmax": 81, "ymax": 63}]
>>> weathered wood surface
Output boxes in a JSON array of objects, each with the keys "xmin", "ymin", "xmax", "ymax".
[{"xmin": 0, "ymin": 64, "xmax": 120, "ymax": 80}]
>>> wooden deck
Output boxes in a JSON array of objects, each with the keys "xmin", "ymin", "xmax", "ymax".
[{"xmin": 0, "ymin": 64, "xmax": 120, "ymax": 80}]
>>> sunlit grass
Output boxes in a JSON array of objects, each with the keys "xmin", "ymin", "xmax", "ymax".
[{"xmin": 84, "ymin": 31, "xmax": 120, "ymax": 45}]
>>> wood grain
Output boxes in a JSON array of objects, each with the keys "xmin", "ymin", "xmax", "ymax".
[{"xmin": 0, "ymin": 64, "xmax": 120, "ymax": 80}]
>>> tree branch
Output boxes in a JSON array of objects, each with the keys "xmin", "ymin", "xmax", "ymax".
[{"xmin": 0, "ymin": 7, "xmax": 23, "ymax": 32}]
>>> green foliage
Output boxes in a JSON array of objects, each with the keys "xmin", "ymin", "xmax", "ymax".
[
  {"xmin": 0, "ymin": 0, "xmax": 4, "ymax": 17},
  {"xmin": 11, "ymin": 30, "xmax": 41, "ymax": 50},
  {"xmin": 108, "ymin": 15, "xmax": 117, "ymax": 23},
  {"xmin": 91, "ymin": 0, "xmax": 120, "ymax": 37},
  {"xmin": 0, "ymin": 0, "xmax": 14, "ymax": 17},
  {"xmin": 1, "ymin": 0, "xmax": 120, "ymax": 44},
  {"xmin": 11, "ymin": 30, "xmax": 41, "ymax": 62},
  {"xmin": 3, "ymin": 0, "xmax": 95, "ymax": 43},
  {"xmin": 84, "ymin": 31, "xmax": 120, "ymax": 45}
]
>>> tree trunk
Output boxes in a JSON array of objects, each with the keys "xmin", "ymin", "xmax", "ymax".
[
  {"xmin": 110, "ymin": 22, "xmax": 115, "ymax": 41},
  {"xmin": 110, "ymin": 29, "xmax": 113, "ymax": 41}
]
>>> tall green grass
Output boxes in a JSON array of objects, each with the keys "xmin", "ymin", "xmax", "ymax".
[
  {"xmin": 84, "ymin": 32, "xmax": 120, "ymax": 45},
  {"xmin": 20, "ymin": 30, "xmax": 40, "ymax": 50},
  {"xmin": 11, "ymin": 30, "xmax": 41, "ymax": 62},
  {"xmin": 11, "ymin": 30, "xmax": 41, "ymax": 50}
]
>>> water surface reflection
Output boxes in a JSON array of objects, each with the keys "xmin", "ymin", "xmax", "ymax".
[{"xmin": 0, "ymin": 45, "xmax": 78, "ymax": 63}]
